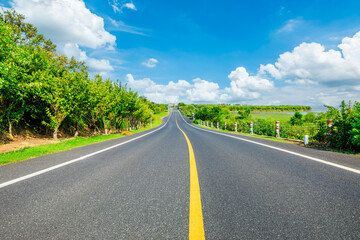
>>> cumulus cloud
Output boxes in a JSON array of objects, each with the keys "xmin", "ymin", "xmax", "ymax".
[
  {"xmin": 186, "ymin": 78, "xmax": 222, "ymax": 102},
  {"xmin": 225, "ymin": 67, "xmax": 274, "ymax": 100},
  {"xmin": 142, "ymin": 58, "xmax": 159, "ymax": 68},
  {"xmin": 11, "ymin": 0, "xmax": 116, "ymax": 49},
  {"xmin": 125, "ymin": 73, "xmax": 155, "ymax": 90},
  {"xmin": 59, "ymin": 42, "xmax": 114, "ymax": 74},
  {"xmin": 126, "ymin": 74, "xmax": 192, "ymax": 103},
  {"xmin": 125, "ymin": 74, "xmax": 232, "ymax": 103},
  {"xmin": 10, "ymin": 0, "xmax": 115, "ymax": 74},
  {"xmin": 260, "ymin": 31, "xmax": 360, "ymax": 87}
]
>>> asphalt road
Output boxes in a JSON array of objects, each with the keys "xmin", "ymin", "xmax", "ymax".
[{"xmin": 0, "ymin": 110, "xmax": 359, "ymax": 239}]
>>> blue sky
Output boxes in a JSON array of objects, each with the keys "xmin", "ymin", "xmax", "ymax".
[{"xmin": 1, "ymin": 0, "xmax": 360, "ymax": 107}]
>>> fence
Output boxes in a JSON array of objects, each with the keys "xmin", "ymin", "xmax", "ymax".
[{"xmin": 196, "ymin": 119, "xmax": 319, "ymax": 141}]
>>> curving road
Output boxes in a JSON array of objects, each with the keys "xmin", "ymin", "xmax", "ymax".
[{"xmin": 0, "ymin": 110, "xmax": 359, "ymax": 239}]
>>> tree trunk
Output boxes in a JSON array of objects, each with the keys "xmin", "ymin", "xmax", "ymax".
[
  {"xmin": 8, "ymin": 117, "xmax": 13, "ymax": 139},
  {"xmin": 74, "ymin": 122, "xmax": 79, "ymax": 137},
  {"xmin": 103, "ymin": 116, "xmax": 108, "ymax": 135},
  {"xmin": 53, "ymin": 126, "xmax": 58, "ymax": 139},
  {"xmin": 96, "ymin": 125, "xmax": 102, "ymax": 135}
]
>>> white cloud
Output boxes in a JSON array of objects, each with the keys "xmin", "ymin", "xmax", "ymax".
[
  {"xmin": 125, "ymin": 74, "xmax": 231, "ymax": 103},
  {"xmin": 186, "ymin": 78, "xmax": 222, "ymax": 102},
  {"xmin": 126, "ymin": 74, "xmax": 192, "ymax": 103},
  {"xmin": 125, "ymin": 73, "xmax": 155, "ymax": 90},
  {"xmin": 225, "ymin": 67, "xmax": 274, "ymax": 100},
  {"xmin": 261, "ymin": 31, "xmax": 360, "ymax": 87},
  {"xmin": 10, "ymin": 0, "xmax": 116, "ymax": 74},
  {"xmin": 108, "ymin": 17, "xmax": 146, "ymax": 35},
  {"xmin": 61, "ymin": 43, "xmax": 114, "ymax": 73},
  {"xmin": 11, "ymin": 0, "xmax": 116, "ymax": 49},
  {"xmin": 277, "ymin": 19, "xmax": 303, "ymax": 33},
  {"xmin": 142, "ymin": 58, "xmax": 159, "ymax": 68},
  {"xmin": 123, "ymin": 3, "xmax": 136, "ymax": 11},
  {"xmin": 109, "ymin": 1, "xmax": 137, "ymax": 13}
]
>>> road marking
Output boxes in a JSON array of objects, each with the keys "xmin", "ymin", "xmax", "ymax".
[
  {"xmin": 0, "ymin": 111, "xmax": 173, "ymax": 189},
  {"xmin": 178, "ymin": 112, "xmax": 360, "ymax": 175},
  {"xmin": 176, "ymin": 118, "xmax": 205, "ymax": 240}
]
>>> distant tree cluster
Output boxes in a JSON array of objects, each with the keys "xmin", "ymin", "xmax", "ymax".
[
  {"xmin": 227, "ymin": 105, "xmax": 311, "ymax": 112},
  {"xmin": 0, "ymin": 10, "xmax": 167, "ymax": 140}
]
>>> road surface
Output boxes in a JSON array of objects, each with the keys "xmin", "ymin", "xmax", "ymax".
[{"xmin": 0, "ymin": 110, "xmax": 359, "ymax": 239}]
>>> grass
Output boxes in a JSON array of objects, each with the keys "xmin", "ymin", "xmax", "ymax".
[
  {"xmin": 251, "ymin": 112, "xmax": 293, "ymax": 122},
  {"xmin": 0, "ymin": 111, "xmax": 169, "ymax": 165}
]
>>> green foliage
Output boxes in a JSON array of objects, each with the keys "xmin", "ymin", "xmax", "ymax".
[
  {"xmin": 290, "ymin": 112, "xmax": 303, "ymax": 126},
  {"xmin": 237, "ymin": 107, "xmax": 250, "ymax": 120},
  {"xmin": 349, "ymin": 103, "xmax": 360, "ymax": 147},
  {"xmin": 326, "ymin": 101, "xmax": 359, "ymax": 151},
  {"xmin": 304, "ymin": 112, "xmax": 316, "ymax": 122}
]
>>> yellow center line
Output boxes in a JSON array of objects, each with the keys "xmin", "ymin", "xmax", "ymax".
[{"xmin": 176, "ymin": 118, "xmax": 205, "ymax": 240}]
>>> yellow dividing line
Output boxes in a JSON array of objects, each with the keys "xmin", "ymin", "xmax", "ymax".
[{"xmin": 176, "ymin": 119, "xmax": 205, "ymax": 240}]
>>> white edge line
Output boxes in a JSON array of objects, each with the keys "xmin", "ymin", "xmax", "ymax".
[
  {"xmin": 0, "ymin": 110, "xmax": 173, "ymax": 189},
  {"xmin": 178, "ymin": 111, "xmax": 360, "ymax": 175}
]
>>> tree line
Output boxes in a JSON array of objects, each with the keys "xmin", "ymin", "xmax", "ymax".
[{"xmin": 0, "ymin": 10, "xmax": 167, "ymax": 140}]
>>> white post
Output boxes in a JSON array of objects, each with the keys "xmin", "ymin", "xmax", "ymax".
[
  {"xmin": 235, "ymin": 122, "xmax": 237, "ymax": 132},
  {"xmin": 150, "ymin": 117, "xmax": 152, "ymax": 128},
  {"xmin": 225, "ymin": 122, "xmax": 227, "ymax": 130},
  {"xmin": 217, "ymin": 122, "xmax": 219, "ymax": 130},
  {"xmin": 327, "ymin": 120, "xmax": 333, "ymax": 146},
  {"xmin": 207, "ymin": 122, "xmax": 209, "ymax": 127},
  {"xmin": 276, "ymin": 121, "xmax": 280, "ymax": 138},
  {"xmin": 211, "ymin": 122, "xmax": 213, "ymax": 128},
  {"xmin": 304, "ymin": 135, "xmax": 309, "ymax": 145},
  {"xmin": 250, "ymin": 122, "xmax": 253, "ymax": 134}
]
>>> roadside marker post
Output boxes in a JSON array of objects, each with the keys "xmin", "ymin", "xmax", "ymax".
[
  {"xmin": 225, "ymin": 122, "xmax": 227, "ymax": 130},
  {"xmin": 304, "ymin": 135, "xmax": 309, "ymax": 145},
  {"xmin": 235, "ymin": 122, "xmax": 237, "ymax": 132},
  {"xmin": 250, "ymin": 122, "xmax": 253, "ymax": 134},
  {"xmin": 327, "ymin": 120, "xmax": 333, "ymax": 146},
  {"xmin": 211, "ymin": 122, "xmax": 213, "ymax": 128},
  {"xmin": 217, "ymin": 122, "xmax": 219, "ymax": 130},
  {"xmin": 207, "ymin": 122, "xmax": 209, "ymax": 127},
  {"xmin": 276, "ymin": 121, "xmax": 280, "ymax": 138}
]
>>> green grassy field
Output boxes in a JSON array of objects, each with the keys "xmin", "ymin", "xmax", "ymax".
[
  {"xmin": 251, "ymin": 112, "xmax": 293, "ymax": 122},
  {"xmin": 0, "ymin": 111, "xmax": 169, "ymax": 165}
]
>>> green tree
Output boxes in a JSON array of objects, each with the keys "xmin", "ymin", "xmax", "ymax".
[
  {"xmin": 349, "ymin": 102, "xmax": 360, "ymax": 149},
  {"xmin": 36, "ymin": 55, "xmax": 79, "ymax": 139},
  {"xmin": 304, "ymin": 112, "xmax": 316, "ymax": 122},
  {"xmin": 237, "ymin": 107, "xmax": 251, "ymax": 120},
  {"xmin": 290, "ymin": 112, "xmax": 303, "ymax": 125}
]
